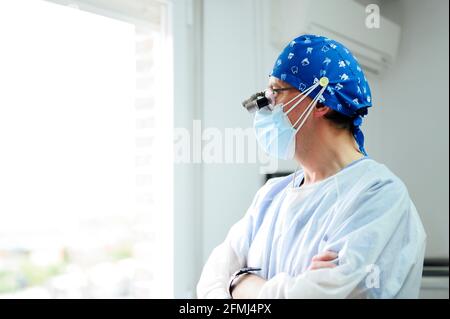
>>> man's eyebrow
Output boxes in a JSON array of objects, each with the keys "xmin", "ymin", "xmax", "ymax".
[{"xmin": 269, "ymin": 83, "xmax": 281, "ymax": 89}]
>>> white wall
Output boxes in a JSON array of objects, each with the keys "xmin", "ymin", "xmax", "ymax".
[
  {"xmin": 173, "ymin": 0, "xmax": 204, "ymax": 298},
  {"xmin": 364, "ymin": 0, "xmax": 449, "ymax": 258},
  {"xmin": 201, "ymin": 0, "xmax": 265, "ymax": 260}
]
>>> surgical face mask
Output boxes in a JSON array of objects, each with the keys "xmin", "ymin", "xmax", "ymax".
[{"xmin": 253, "ymin": 80, "xmax": 327, "ymax": 160}]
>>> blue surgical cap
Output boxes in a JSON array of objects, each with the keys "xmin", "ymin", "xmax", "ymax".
[{"xmin": 271, "ymin": 34, "xmax": 372, "ymax": 155}]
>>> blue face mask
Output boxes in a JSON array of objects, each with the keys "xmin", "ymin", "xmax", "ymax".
[{"xmin": 253, "ymin": 81, "xmax": 327, "ymax": 160}]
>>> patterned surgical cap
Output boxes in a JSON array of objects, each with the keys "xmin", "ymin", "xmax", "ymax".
[{"xmin": 271, "ymin": 34, "xmax": 372, "ymax": 155}]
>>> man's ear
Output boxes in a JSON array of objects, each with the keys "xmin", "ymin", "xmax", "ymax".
[{"xmin": 314, "ymin": 105, "xmax": 330, "ymax": 118}]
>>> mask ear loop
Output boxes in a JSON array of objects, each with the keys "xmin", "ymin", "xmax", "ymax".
[
  {"xmin": 284, "ymin": 82, "xmax": 320, "ymax": 115},
  {"xmin": 292, "ymin": 85, "xmax": 327, "ymax": 133},
  {"xmin": 288, "ymin": 78, "xmax": 329, "ymax": 189}
]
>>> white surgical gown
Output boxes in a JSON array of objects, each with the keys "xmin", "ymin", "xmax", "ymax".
[{"xmin": 197, "ymin": 157, "xmax": 426, "ymax": 299}]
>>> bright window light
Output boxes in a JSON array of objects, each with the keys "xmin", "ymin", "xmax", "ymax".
[{"xmin": 0, "ymin": 0, "xmax": 173, "ymax": 298}]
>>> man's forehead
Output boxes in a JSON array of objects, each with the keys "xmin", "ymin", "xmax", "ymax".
[{"xmin": 268, "ymin": 76, "xmax": 292, "ymax": 88}]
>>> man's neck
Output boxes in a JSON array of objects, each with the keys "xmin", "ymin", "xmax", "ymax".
[{"xmin": 296, "ymin": 131, "xmax": 364, "ymax": 185}]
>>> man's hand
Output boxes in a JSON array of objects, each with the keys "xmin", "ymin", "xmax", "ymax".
[
  {"xmin": 309, "ymin": 251, "xmax": 338, "ymax": 270},
  {"xmin": 231, "ymin": 251, "xmax": 338, "ymax": 298},
  {"xmin": 231, "ymin": 274, "xmax": 266, "ymax": 299}
]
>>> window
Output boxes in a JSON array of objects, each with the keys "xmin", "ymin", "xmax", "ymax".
[{"xmin": 0, "ymin": 0, "xmax": 173, "ymax": 298}]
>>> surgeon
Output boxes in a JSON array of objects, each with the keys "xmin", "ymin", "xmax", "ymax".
[{"xmin": 196, "ymin": 35, "xmax": 426, "ymax": 299}]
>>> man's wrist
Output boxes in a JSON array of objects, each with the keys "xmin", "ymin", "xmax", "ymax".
[{"xmin": 228, "ymin": 267, "xmax": 261, "ymax": 298}]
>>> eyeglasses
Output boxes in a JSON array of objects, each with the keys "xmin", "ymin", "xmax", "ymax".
[
  {"xmin": 268, "ymin": 87, "xmax": 296, "ymax": 95},
  {"xmin": 242, "ymin": 87, "xmax": 297, "ymax": 113},
  {"xmin": 265, "ymin": 87, "xmax": 296, "ymax": 106}
]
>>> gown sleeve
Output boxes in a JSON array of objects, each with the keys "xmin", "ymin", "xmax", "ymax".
[
  {"xmin": 196, "ymin": 181, "xmax": 269, "ymax": 298},
  {"xmin": 257, "ymin": 177, "xmax": 426, "ymax": 299}
]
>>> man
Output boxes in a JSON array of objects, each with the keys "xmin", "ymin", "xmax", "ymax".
[{"xmin": 197, "ymin": 34, "xmax": 426, "ymax": 298}]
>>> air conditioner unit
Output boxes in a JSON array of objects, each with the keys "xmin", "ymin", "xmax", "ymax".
[{"xmin": 269, "ymin": 0, "xmax": 401, "ymax": 75}]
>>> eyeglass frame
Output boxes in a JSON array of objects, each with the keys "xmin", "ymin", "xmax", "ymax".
[{"xmin": 265, "ymin": 87, "xmax": 297, "ymax": 106}]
